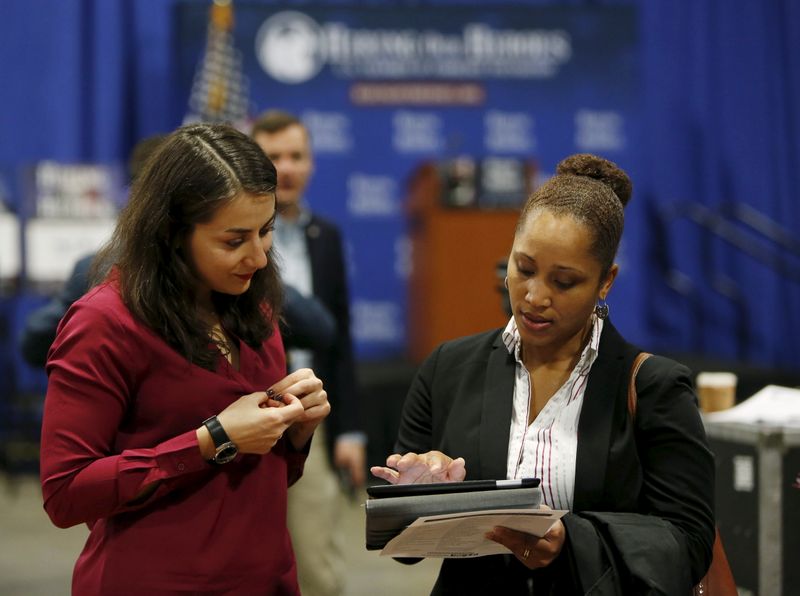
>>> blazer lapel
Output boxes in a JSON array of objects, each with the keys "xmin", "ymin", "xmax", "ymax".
[
  {"xmin": 573, "ymin": 322, "xmax": 632, "ymax": 510},
  {"xmin": 478, "ymin": 334, "xmax": 516, "ymax": 480}
]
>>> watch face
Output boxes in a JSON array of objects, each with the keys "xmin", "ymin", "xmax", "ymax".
[{"xmin": 214, "ymin": 442, "xmax": 238, "ymax": 464}]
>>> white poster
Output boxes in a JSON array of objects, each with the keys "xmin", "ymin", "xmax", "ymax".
[
  {"xmin": 0, "ymin": 212, "xmax": 21, "ymax": 279},
  {"xmin": 25, "ymin": 218, "xmax": 116, "ymax": 283}
]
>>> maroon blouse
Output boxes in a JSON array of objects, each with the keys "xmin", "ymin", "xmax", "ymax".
[{"xmin": 40, "ymin": 281, "xmax": 306, "ymax": 595}]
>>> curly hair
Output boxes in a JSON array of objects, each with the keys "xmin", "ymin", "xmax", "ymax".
[
  {"xmin": 92, "ymin": 123, "xmax": 283, "ymax": 370},
  {"xmin": 516, "ymin": 153, "xmax": 633, "ymax": 277}
]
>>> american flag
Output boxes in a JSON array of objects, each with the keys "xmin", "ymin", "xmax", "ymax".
[{"xmin": 185, "ymin": 0, "xmax": 251, "ymax": 128}]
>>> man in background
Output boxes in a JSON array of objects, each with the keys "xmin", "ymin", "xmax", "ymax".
[{"xmin": 252, "ymin": 110, "xmax": 365, "ymax": 596}]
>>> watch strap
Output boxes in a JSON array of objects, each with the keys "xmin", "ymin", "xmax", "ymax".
[
  {"xmin": 202, "ymin": 416, "xmax": 238, "ymax": 465},
  {"xmin": 202, "ymin": 415, "xmax": 232, "ymax": 449}
]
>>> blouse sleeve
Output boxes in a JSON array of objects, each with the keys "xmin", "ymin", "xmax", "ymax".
[
  {"xmin": 282, "ymin": 438, "xmax": 311, "ymax": 487},
  {"xmin": 40, "ymin": 298, "xmax": 210, "ymax": 529}
]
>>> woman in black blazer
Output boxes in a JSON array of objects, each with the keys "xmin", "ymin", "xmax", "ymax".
[{"xmin": 372, "ymin": 154, "xmax": 715, "ymax": 595}]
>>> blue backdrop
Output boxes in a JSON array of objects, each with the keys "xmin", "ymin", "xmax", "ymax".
[{"xmin": 1, "ymin": 0, "xmax": 798, "ymax": 400}]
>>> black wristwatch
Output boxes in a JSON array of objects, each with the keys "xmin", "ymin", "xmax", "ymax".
[{"xmin": 202, "ymin": 415, "xmax": 238, "ymax": 465}]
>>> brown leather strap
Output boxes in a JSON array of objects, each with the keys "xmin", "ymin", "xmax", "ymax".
[
  {"xmin": 627, "ymin": 352, "xmax": 652, "ymax": 418},
  {"xmin": 628, "ymin": 353, "xmax": 737, "ymax": 595},
  {"xmin": 693, "ymin": 528, "xmax": 738, "ymax": 595}
]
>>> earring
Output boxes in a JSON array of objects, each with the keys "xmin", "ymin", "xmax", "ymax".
[
  {"xmin": 504, "ymin": 276, "xmax": 509, "ymax": 289},
  {"xmin": 594, "ymin": 298, "xmax": 609, "ymax": 320}
]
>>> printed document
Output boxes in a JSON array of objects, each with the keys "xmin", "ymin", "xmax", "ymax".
[{"xmin": 380, "ymin": 508, "xmax": 567, "ymax": 558}]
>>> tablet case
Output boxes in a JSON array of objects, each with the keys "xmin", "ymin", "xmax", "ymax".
[
  {"xmin": 367, "ymin": 478, "xmax": 540, "ymax": 499},
  {"xmin": 365, "ymin": 482, "xmax": 542, "ymax": 550}
]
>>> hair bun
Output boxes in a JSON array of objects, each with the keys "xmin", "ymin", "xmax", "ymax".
[{"xmin": 556, "ymin": 153, "xmax": 632, "ymax": 207}]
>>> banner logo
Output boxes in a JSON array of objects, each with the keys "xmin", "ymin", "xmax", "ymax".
[
  {"xmin": 255, "ymin": 11, "xmax": 325, "ymax": 84},
  {"xmin": 255, "ymin": 11, "xmax": 572, "ymax": 83}
]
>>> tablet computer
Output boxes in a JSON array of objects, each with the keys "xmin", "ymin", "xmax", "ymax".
[{"xmin": 366, "ymin": 477, "xmax": 540, "ymax": 499}]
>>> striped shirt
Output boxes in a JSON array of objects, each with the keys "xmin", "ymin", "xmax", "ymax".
[{"xmin": 502, "ymin": 314, "xmax": 603, "ymax": 510}]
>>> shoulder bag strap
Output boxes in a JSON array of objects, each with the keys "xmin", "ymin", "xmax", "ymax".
[
  {"xmin": 627, "ymin": 352, "xmax": 738, "ymax": 596},
  {"xmin": 627, "ymin": 352, "xmax": 652, "ymax": 418}
]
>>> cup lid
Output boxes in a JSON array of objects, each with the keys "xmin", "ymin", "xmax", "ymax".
[{"xmin": 696, "ymin": 371, "xmax": 738, "ymax": 387}]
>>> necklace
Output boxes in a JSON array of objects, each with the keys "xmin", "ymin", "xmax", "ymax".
[
  {"xmin": 197, "ymin": 306, "xmax": 239, "ymax": 367},
  {"xmin": 210, "ymin": 325, "xmax": 232, "ymax": 356}
]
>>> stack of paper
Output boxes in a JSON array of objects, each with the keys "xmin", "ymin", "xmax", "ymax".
[
  {"xmin": 704, "ymin": 384, "xmax": 800, "ymax": 428},
  {"xmin": 379, "ymin": 508, "xmax": 567, "ymax": 558}
]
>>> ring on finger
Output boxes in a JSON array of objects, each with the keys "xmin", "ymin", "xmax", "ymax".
[{"xmin": 522, "ymin": 546, "xmax": 531, "ymax": 559}]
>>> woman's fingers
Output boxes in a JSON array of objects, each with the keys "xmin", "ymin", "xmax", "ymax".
[
  {"xmin": 275, "ymin": 394, "xmax": 304, "ymax": 419},
  {"xmin": 385, "ymin": 453, "xmax": 402, "ymax": 468},
  {"xmin": 485, "ymin": 526, "xmax": 537, "ymax": 566},
  {"xmin": 370, "ymin": 466, "xmax": 400, "ymax": 484},
  {"xmin": 266, "ymin": 369, "xmax": 305, "ymax": 396},
  {"xmin": 267, "ymin": 370, "xmax": 329, "ymax": 428},
  {"xmin": 267, "ymin": 368, "xmax": 322, "ymax": 400},
  {"xmin": 446, "ymin": 457, "xmax": 467, "ymax": 481},
  {"xmin": 369, "ymin": 452, "xmax": 465, "ymax": 484},
  {"xmin": 216, "ymin": 392, "xmax": 305, "ymax": 454},
  {"xmin": 485, "ymin": 520, "xmax": 565, "ymax": 569}
]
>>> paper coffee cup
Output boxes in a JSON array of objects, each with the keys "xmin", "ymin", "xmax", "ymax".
[{"xmin": 696, "ymin": 372, "xmax": 737, "ymax": 412}]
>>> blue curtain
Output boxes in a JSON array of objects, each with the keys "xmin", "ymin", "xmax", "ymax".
[
  {"xmin": 640, "ymin": 1, "xmax": 800, "ymax": 367},
  {"xmin": 0, "ymin": 0, "xmax": 798, "ymax": 375},
  {"xmin": 0, "ymin": 0, "xmax": 175, "ymax": 163}
]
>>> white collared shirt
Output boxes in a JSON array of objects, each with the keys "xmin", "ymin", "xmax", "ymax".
[
  {"xmin": 502, "ymin": 315, "xmax": 603, "ymax": 510},
  {"xmin": 273, "ymin": 206, "xmax": 313, "ymax": 372}
]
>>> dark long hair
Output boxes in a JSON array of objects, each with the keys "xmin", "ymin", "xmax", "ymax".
[{"xmin": 92, "ymin": 123, "xmax": 283, "ymax": 370}]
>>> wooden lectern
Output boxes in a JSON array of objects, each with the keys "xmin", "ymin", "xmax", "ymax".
[{"xmin": 406, "ymin": 161, "xmax": 529, "ymax": 363}]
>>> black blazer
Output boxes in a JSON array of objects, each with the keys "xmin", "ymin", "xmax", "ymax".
[
  {"xmin": 395, "ymin": 321, "xmax": 715, "ymax": 595},
  {"xmin": 291, "ymin": 213, "xmax": 361, "ymax": 460},
  {"xmin": 20, "ymin": 253, "xmax": 95, "ymax": 367}
]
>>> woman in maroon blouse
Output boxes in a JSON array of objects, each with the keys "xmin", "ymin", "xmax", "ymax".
[{"xmin": 39, "ymin": 123, "xmax": 330, "ymax": 596}]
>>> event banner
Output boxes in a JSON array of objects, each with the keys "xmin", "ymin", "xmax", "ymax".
[{"xmin": 175, "ymin": 3, "xmax": 637, "ymax": 359}]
